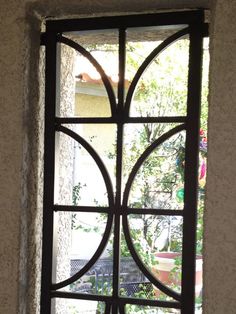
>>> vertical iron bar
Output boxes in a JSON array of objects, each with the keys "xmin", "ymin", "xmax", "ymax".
[
  {"xmin": 51, "ymin": 42, "xmax": 62, "ymax": 314},
  {"xmin": 105, "ymin": 302, "xmax": 112, "ymax": 314},
  {"xmin": 119, "ymin": 304, "xmax": 125, "ymax": 314},
  {"xmin": 181, "ymin": 19, "xmax": 204, "ymax": 314},
  {"xmin": 40, "ymin": 30, "xmax": 57, "ymax": 314},
  {"xmin": 112, "ymin": 28, "xmax": 126, "ymax": 314},
  {"xmin": 117, "ymin": 28, "xmax": 126, "ymax": 116}
]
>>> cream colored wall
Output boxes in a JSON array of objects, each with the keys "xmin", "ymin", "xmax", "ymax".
[
  {"xmin": 75, "ymin": 93, "xmax": 111, "ymax": 117},
  {"xmin": 74, "ymin": 93, "xmax": 116, "ymax": 156},
  {"xmin": 0, "ymin": 2, "xmax": 35, "ymax": 313},
  {"xmin": 1, "ymin": 0, "xmax": 236, "ymax": 313},
  {"xmin": 203, "ymin": 1, "xmax": 236, "ymax": 313}
]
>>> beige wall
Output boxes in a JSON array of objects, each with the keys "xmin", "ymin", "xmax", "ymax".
[
  {"xmin": 1, "ymin": 0, "xmax": 236, "ymax": 313},
  {"xmin": 204, "ymin": 1, "xmax": 236, "ymax": 312},
  {"xmin": 75, "ymin": 93, "xmax": 111, "ymax": 117}
]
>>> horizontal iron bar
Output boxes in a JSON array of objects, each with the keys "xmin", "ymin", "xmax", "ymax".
[
  {"xmin": 56, "ymin": 117, "xmax": 115, "ymax": 124},
  {"xmin": 41, "ymin": 25, "xmax": 208, "ymax": 47},
  {"xmin": 51, "ymin": 291, "xmax": 111, "ymax": 302},
  {"xmin": 50, "ymin": 291, "xmax": 181, "ymax": 308},
  {"xmin": 56, "ymin": 116, "xmax": 186, "ymax": 124},
  {"xmin": 125, "ymin": 207, "xmax": 184, "ymax": 216},
  {"xmin": 53, "ymin": 205, "xmax": 183, "ymax": 216},
  {"xmin": 46, "ymin": 11, "xmax": 204, "ymax": 32},
  {"xmin": 127, "ymin": 117, "xmax": 186, "ymax": 123},
  {"xmin": 53, "ymin": 204, "xmax": 110, "ymax": 213},
  {"xmin": 120, "ymin": 297, "xmax": 181, "ymax": 309}
]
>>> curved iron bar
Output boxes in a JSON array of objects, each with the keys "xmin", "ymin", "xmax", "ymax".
[
  {"xmin": 52, "ymin": 187, "xmax": 112, "ymax": 289},
  {"xmin": 52, "ymin": 214, "xmax": 113, "ymax": 290},
  {"xmin": 122, "ymin": 215, "xmax": 180, "ymax": 301},
  {"xmin": 122, "ymin": 124, "xmax": 186, "ymax": 301},
  {"xmin": 58, "ymin": 35, "xmax": 117, "ymax": 117},
  {"xmin": 124, "ymin": 27, "xmax": 189, "ymax": 116},
  {"xmin": 57, "ymin": 125, "xmax": 114, "ymax": 206},
  {"xmin": 123, "ymin": 124, "xmax": 185, "ymax": 206},
  {"xmin": 52, "ymin": 125, "xmax": 114, "ymax": 290}
]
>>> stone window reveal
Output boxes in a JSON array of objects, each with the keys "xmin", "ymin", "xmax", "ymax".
[{"xmin": 40, "ymin": 11, "xmax": 208, "ymax": 314}]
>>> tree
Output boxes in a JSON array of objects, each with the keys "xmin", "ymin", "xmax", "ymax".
[{"xmin": 72, "ymin": 36, "xmax": 209, "ymax": 306}]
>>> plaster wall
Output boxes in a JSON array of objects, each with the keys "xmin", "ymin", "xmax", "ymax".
[
  {"xmin": 203, "ymin": 1, "xmax": 236, "ymax": 313},
  {"xmin": 1, "ymin": 0, "xmax": 236, "ymax": 313},
  {"xmin": 53, "ymin": 44, "xmax": 76, "ymax": 314}
]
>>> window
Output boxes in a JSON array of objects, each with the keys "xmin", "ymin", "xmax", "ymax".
[{"xmin": 41, "ymin": 11, "xmax": 208, "ymax": 314}]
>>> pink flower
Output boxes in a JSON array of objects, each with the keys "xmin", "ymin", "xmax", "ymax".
[
  {"xmin": 199, "ymin": 160, "xmax": 206, "ymax": 180},
  {"xmin": 200, "ymin": 129, "xmax": 205, "ymax": 136}
]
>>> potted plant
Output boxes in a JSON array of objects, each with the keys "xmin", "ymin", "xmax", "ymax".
[{"xmin": 153, "ymin": 252, "xmax": 202, "ymax": 297}]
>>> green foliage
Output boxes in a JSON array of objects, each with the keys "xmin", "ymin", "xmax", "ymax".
[
  {"xmin": 71, "ymin": 182, "xmax": 83, "ymax": 229},
  {"xmin": 72, "ymin": 182, "xmax": 83, "ymax": 205},
  {"xmin": 72, "ymin": 182, "xmax": 102, "ymax": 232},
  {"xmin": 73, "ymin": 38, "xmax": 208, "ymax": 307}
]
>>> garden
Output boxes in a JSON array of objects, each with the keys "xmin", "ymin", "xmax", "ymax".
[{"xmin": 65, "ymin": 34, "xmax": 209, "ymax": 313}]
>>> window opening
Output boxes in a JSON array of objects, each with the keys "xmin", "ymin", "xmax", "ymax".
[{"xmin": 41, "ymin": 11, "xmax": 208, "ymax": 314}]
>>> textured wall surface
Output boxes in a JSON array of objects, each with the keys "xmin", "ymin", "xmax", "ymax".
[
  {"xmin": 203, "ymin": 1, "xmax": 236, "ymax": 313},
  {"xmin": 25, "ymin": 0, "xmax": 211, "ymax": 19},
  {"xmin": 0, "ymin": 2, "xmax": 30, "ymax": 313},
  {"xmin": 54, "ymin": 44, "xmax": 76, "ymax": 314},
  {"xmin": 1, "ymin": 0, "xmax": 236, "ymax": 313}
]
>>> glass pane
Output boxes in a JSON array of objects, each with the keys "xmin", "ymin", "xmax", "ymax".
[
  {"xmin": 55, "ymin": 130, "xmax": 109, "ymax": 206},
  {"xmin": 54, "ymin": 298, "xmax": 105, "ymax": 314},
  {"xmin": 66, "ymin": 123, "xmax": 117, "ymax": 193},
  {"xmin": 54, "ymin": 130, "xmax": 74, "ymax": 206},
  {"xmin": 127, "ymin": 215, "xmax": 183, "ymax": 294},
  {"xmin": 58, "ymin": 29, "xmax": 118, "ymax": 118},
  {"xmin": 195, "ymin": 255, "xmax": 203, "ymax": 313},
  {"xmin": 57, "ymin": 43, "xmax": 77, "ymax": 118},
  {"xmin": 75, "ymin": 29, "xmax": 119, "ymax": 101},
  {"xmin": 61, "ymin": 231, "xmax": 113, "ymax": 295},
  {"xmin": 75, "ymin": 56, "xmax": 112, "ymax": 118},
  {"xmin": 119, "ymin": 257, "xmax": 156, "ymax": 300},
  {"xmin": 60, "ymin": 29, "xmax": 118, "ymax": 118},
  {"xmin": 126, "ymin": 25, "xmax": 187, "ymax": 82},
  {"xmin": 52, "ymin": 211, "xmax": 72, "ymax": 284},
  {"xmin": 119, "ymin": 227, "xmax": 173, "ymax": 301},
  {"xmin": 122, "ymin": 123, "xmax": 180, "ymax": 198},
  {"xmin": 196, "ymin": 37, "xmax": 209, "ymax": 313},
  {"xmin": 125, "ymin": 304, "xmax": 180, "ymax": 314},
  {"xmin": 127, "ymin": 131, "xmax": 186, "ymax": 210},
  {"xmin": 128, "ymin": 36, "xmax": 189, "ymax": 117},
  {"xmin": 52, "ymin": 212, "xmax": 109, "ymax": 284},
  {"xmin": 200, "ymin": 37, "xmax": 209, "ymax": 132}
]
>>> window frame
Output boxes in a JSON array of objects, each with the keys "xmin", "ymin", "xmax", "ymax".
[{"xmin": 40, "ymin": 11, "xmax": 208, "ymax": 314}]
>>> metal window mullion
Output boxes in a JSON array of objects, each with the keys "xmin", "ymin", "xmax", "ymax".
[
  {"xmin": 181, "ymin": 21, "xmax": 204, "ymax": 314},
  {"xmin": 55, "ymin": 116, "xmax": 186, "ymax": 124},
  {"xmin": 112, "ymin": 28, "xmax": 126, "ymax": 314},
  {"xmin": 50, "ymin": 290, "xmax": 180, "ymax": 308},
  {"xmin": 40, "ymin": 31, "xmax": 58, "ymax": 314},
  {"xmin": 46, "ymin": 11, "xmax": 205, "ymax": 33},
  {"xmin": 53, "ymin": 204, "xmax": 110, "ymax": 213}
]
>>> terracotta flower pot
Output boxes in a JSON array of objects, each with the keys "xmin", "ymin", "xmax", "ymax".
[{"xmin": 153, "ymin": 252, "xmax": 202, "ymax": 297}]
